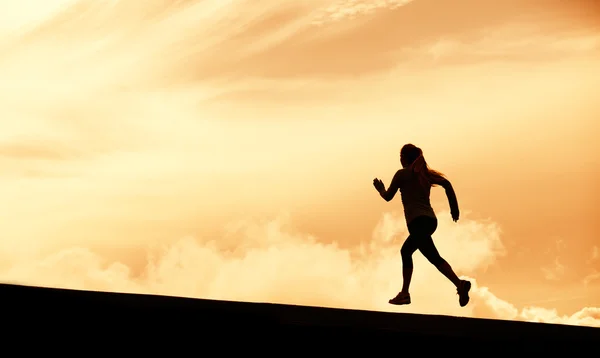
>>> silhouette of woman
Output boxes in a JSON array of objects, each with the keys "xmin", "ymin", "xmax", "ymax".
[{"xmin": 373, "ymin": 143, "xmax": 471, "ymax": 307}]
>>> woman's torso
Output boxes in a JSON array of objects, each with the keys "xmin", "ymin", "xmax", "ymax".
[{"xmin": 398, "ymin": 169, "xmax": 436, "ymax": 224}]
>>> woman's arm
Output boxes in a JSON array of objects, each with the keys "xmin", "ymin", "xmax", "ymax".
[
  {"xmin": 440, "ymin": 178, "xmax": 460, "ymax": 221},
  {"xmin": 373, "ymin": 170, "xmax": 404, "ymax": 202}
]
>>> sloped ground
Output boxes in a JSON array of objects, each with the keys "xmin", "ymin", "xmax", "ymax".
[{"xmin": 1, "ymin": 283, "xmax": 597, "ymax": 354}]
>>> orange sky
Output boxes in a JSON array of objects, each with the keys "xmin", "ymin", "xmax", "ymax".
[{"xmin": 0, "ymin": 0, "xmax": 599, "ymax": 327}]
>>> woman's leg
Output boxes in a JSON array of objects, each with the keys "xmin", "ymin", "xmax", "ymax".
[
  {"xmin": 409, "ymin": 216, "xmax": 462, "ymax": 288},
  {"xmin": 418, "ymin": 236, "xmax": 461, "ymax": 287},
  {"xmin": 418, "ymin": 233, "xmax": 472, "ymax": 307},
  {"xmin": 389, "ymin": 235, "xmax": 418, "ymax": 305},
  {"xmin": 400, "ymin": 236, "xmax": 418, "ymax": 293}
]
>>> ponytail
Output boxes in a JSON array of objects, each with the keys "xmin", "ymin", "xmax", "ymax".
[
  {"xmin": 410, "ymin": 155, "xmax": 431, "ymax": 189},
  {"xmin": 401, "ymin": 143, "xmax": 446, "ymax": 188}
]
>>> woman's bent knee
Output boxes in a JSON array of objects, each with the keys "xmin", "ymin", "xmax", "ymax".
[{"xmin": 400, "ymin": 247, "xmax": 413, "ymax": 260}]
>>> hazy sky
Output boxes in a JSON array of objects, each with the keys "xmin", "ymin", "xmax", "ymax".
[{"xmin": 0, "ymin": 0, "xmax": 599, "ymax": 327}]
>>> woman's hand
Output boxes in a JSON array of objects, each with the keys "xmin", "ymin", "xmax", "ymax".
[
  {"xmin": 451, "ymin": 210, "xmax": 460, "ymax": 222},
  {"xmin": 373, "ymin": 178, "xmax": 385, "ymax": 193}
]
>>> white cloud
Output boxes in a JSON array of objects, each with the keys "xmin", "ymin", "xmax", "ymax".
[
  {"xmin": 467, "ymin": 278, "xmax": 600, "ymax": 327},
  {"xmin": 1, "ymin": 211, "xmax": 597, "ymax": 327}
]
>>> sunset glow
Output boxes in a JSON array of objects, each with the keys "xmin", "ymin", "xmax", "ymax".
[{"xmin": 0, "ymin": 0, "xmax": 599, "ymax": 327}]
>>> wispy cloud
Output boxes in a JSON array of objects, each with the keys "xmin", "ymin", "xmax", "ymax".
[
  {"xmin": 591, "ymin": 246, "xmax": 599, "ymax": 262},
  {"xmin": 0, "ymin": 140, "xmax": 77, "ymax": 161},
  {"xmin": 583, "ymin": 246, "xmax": 600, "ymax": 287},
  {"xmin": 583, "ymin": 272, "xmax": 600, "ymax": 287},
  {"xmin": 542, "ymin": 257, "xmax": 566, "ymax": 281},
  {"xmin": 401, "ymin": 26, "xmax": 600, "ymax": 66},
  {"xmin": 312, "ymin": 0, "xmax": 414, "ymax": 24}
]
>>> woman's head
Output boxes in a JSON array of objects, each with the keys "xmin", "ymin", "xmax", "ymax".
[
  {"xmin": 400, "ymin": 143, "xmax": 445, "ymax": 188},
  {"xmin": 400, "ymin": 143, "xmax": 423, "ymax": 168}
]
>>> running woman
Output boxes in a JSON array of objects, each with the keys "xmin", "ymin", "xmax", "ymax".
[{"xmin": 373, "ymin": 143, "xmax": 471, "ymax": 307}]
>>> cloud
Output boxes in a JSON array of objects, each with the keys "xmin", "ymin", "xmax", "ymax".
[
  {"xmin": 1, "ymin": 211, "xmax": 598, "ymax": 327},
  {"xmin": 583, "ymin": 272, "xmax": 600, "ymax": 287},
  {"xmin": 473, "ymin": 286, "xmax": 600, "ymax": 327},
  {"xmin": 4, "ymin": 0, "xmax": 598, "ymax": 88},
  {"xmin": 402, "ymin": 27, "xmax": 600, "ymax": 66},
  {"xmin": 311, "ymin": 0, "xmax": 414, "ymax": 24},
  {"xmin": 542, "ymin": 257, "xmax": 565, "ymax": 281},
  {"xmin": 0, "ymin": 140, "xmax": 78, "ymax": 161}
]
